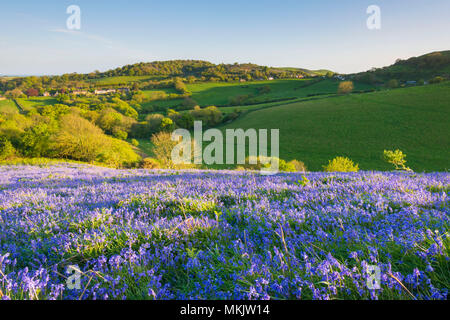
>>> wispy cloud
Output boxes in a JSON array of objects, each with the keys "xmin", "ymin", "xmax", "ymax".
[{"xmin": 48, "ymin": 28, "xmax": 113, "ymax": 46}]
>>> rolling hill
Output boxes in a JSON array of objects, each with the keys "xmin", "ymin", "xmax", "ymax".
[
  {"xmin": 220, "ymin": 81, "xmax": 450, "ymax": 172},
  {"xmin": 353, "ymin": 50, "xmax": 450, "ymax": 84}
]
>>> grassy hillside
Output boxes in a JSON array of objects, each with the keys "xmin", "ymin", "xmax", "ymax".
[
  {"xmin": 16, "ymin": 97, "xmax": 57, "ymax": 112},
  {"xmin": 221, "ymin": 82, "xmax": 450, "ymax": 172},
  {"xmin": 0, "ymin": 99, "xmax": 19, "ymax": 114},
  {"xmin": 354, "ymin": 50, "xmax": 450, "ymax": 83},
  {"xmin": 142, "ymin": 79, "xmax": 375, "ymax": 111}
]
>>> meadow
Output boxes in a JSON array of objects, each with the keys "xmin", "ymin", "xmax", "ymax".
[
  {"xmin": 0, "ymin": 100, "xmax": 18, "ymax": 114},
  {"xmin": 0, "ymin": 164, "xmax": 448, "ymax": 300},
  {"xmin": 221, "ymin": 82, "xmax": 450, "ymax": 172},
  {"xmin": 141, "ymin": 79, "xmax": 374, "ymax": 109},
  {"xmin": 16, "ymin": 97, "xmax": 58, "ymax": 112}
]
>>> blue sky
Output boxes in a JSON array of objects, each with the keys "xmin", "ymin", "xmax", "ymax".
[{"xmin": 1, "ymin": 0, "xmax": 449, "ymax": 75}]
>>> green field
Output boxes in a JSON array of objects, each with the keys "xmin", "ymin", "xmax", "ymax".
[
  {"xmin": 16, "ymin": 97, "xmax": 58, "ymax": 112},
  {"xmin": 141, "ymin": 79, "xmax": 376, "ymax": 112},
  {"xmin": 220, "ymin": 82, "xmax": 450, "ymax": 172},
  {"xmin": 0, "ymin": 99, "xmax": 19, "ymax": 114}
]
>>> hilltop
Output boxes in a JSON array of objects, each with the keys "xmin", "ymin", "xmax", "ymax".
[{"xmin": 353, "ymin": 50, "xmax": 450, "ymax": 84}]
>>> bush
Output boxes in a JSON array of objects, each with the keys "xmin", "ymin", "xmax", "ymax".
[
  {"xmin": 243, "ymin": 156, "xmax": 296, "ymax": 172},
  {"xmin": 52, "ymin": 114, "xmax": 106, "ymax": 162},
  {"xmin": 141, "ymin": 157, "xmax": 160, "ymax": 169},
  {"xmin": 151, "ymin": 131, "xmax": 198, "ymax": 169},
  {"xmin": 386, "ymin": 79, "xmax": 399, "ymax": 88},
  {"xmin": 0, "ymin": 137, "xmax": 15, "ymax": 160},
  {"xmin": 430, "ymin": 76, "xmax": 445, "ymax": 84},
  {"xmin": 323, "ymin": 157, "xmax": 359, "ymax": 172},
  {"xmin": 288, "ymin": 159, "xmax": 307, "ymax": 172},
  {"xmin": 112, "ymin": 128, "xmax": 128, "ymax": 140},
  {"xmin": 383, "ymin": 149, "xmax": 412, "ymax": 171},
  {"xmin": 97, "ymin": 138, "xmax": 141, "ymax": 168},
  {"xmin": 338, "ymin": 81, "xmax": 354, "ymax": 94},
  {"xmin": 52, "ymin": 114, "xmax": 140, "ymax": 167},
  {"xmin": 131, "ymin": 139, "xmax": 139, "ymax": 147}
]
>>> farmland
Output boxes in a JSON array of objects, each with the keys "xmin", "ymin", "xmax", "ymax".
[
  {"xmin": 220, "ymin": 82, "xmax": 450, "ymax": 172},
  {"xmin": 142, "ymin": 79, "xmax": 375, "ymax": 111},
  {"xmin": 0, "ymin": 100, "xmax": 18, "ymax": 114},
  {"xmin": 0, "ymin": 165, "xmax": 448, "ymax": 300}
]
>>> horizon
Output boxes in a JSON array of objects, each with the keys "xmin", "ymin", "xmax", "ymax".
[
  {"xmin": 0, "ymin": 49, "xmax": 448, "ymax": 78},
  {"xmin": 1, "ymin": 0, "xmax": 450, "ymax": 75}
]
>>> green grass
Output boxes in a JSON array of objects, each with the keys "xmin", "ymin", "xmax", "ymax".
[
  {"xmin": 135, "ymin": 139, "xmax": 154, "ymax": 157},
  {"xmin": 16, "ymin": 97, "xmax": 58, "ymax": 112},
  {"xmin": 220, "ymin": 82, "xmax": 450, "ymax": 172},
  {"xmin": 0, "ymin": 99, "xmax": 19, "ymax": 114},
  {"xmin": 141, "ymin": 79, "xmax": 375, "ymax": 111}
]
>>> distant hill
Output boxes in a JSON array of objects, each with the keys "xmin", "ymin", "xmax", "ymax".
[
  {"xmin": 277, "ymin": 67, "xmax": 333, "ymax": 77},
  {"xmin": 98, "ymin": 60, "xmax": 313, "ymax": 82},
  {"xmin": 353, "ymin": 50, "xmax": 450, "ymax": 84}
]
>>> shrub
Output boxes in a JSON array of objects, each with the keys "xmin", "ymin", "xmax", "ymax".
[
  {"xmin": 383, "ymin": 149, "xmax": 412, "ymax": 171},
  {"xmin": 288, "ymin": 159, "xmax": 307, "ymax": 172},
  {"xmin": 338, "ymin": 81, "xmax": 354, "ymax": 94},
  {"xmin": 386, "ymin": 79, "xmax": 399, "ymax": 88},
  {"xmin": 52, "ymin": 114, "xmax": 106, "ymax": 162},
  {"xmin": 323, "ymin": 157, "xmax": 359, "ymax": 172},
  {"xmin": 151, "ymin": 131, "xmax": 198, "ymax": 169},
  {"xmin": 97, "ymin": 138, "xmax": 141, "ymax": 168},
  {"xmin": 429, "ymin": 76, "xmax": 445, "ymax": 84},
  {"xmin": 141, "ymin": 158, "xmax": 160, "ymax": 169},
  {"xmin": 243, "ymin": 156, "xmax": 296, "ymax": 172},
  {"xmin": 131, "ymin": 139, "xmax": 139, "ymax": 147},
  {"xmin": 52, "ymin": 114, "xmax": 140, "ymax": 167},
  {"xmin": 0, "ymin": 137, "xmax": 15, "ymax": 160},
  {"xmin": 112, "ymin": 128, "xmax": 128, "ymax": 140}
]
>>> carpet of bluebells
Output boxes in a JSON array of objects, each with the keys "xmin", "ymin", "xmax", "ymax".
[{"xmin": 0, "ymin": 164, "xmax": 448, "ymax": 300}]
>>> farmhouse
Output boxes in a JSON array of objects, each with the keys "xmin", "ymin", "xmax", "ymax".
[
  {"xmin": 95, "ymin": 89, "xmax": 116, "ymax": 95},
  {"xmin": 42, "ymin": 92, "xmax": 51, "ymax": 97},
  {"xmin": 72, "ymin": 90, "xmax": 89, "ymax": 95}
]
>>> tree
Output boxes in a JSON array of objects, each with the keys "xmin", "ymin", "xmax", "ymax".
[
  {"xmin": 383, "ymin": 149, "xmax": 412, "ymax": 171},
  {"xmin": 25, "ymin": 88, "xmax": 39, "ymax": 97},
  {"xmin": 20, "ymin": 122, "xmax": 53, "ymax": 157},
  {"xmin": 386, "ymin": 79, "xmax": 399, "ymax": 88},
  {"xmin": 430, "ymin": 76, "xmax": 445, "ymax": 84},
  {"xmin": 323, "ymin": 157, "xmax": 359, "ymax": 172},
  {"xmin": 52, "ymin": 114, "xmax": 106, "ymax": 162},
  {"xmin": 0, "ymin": 137, "xmax": 15, "ymax": 160},
  {"xmin": 338, "ymin": 81, "xmax": 354, "ymax": 94},
  {"xmin": 151, "ymin": 132, "xmax": 179, "ymax": 169}
]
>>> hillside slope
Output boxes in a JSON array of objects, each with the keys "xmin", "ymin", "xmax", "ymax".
[
  {"xmin": 221, "ymin": 82, "xmax": 450, "ymax": 171},
  {"xmin": 353, "ymin": 50, "xmax": 450, "ymax": 83}
]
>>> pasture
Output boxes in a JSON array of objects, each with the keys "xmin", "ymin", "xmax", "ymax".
[
  {"xmin": 0, "ymin": 99, "xmax": 19, "ymax": 114},
  {"xmin": 221, "ymin": 82, "xmax": 450, "ymax": 171}
]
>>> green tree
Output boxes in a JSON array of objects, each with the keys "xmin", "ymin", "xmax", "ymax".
[
  {"xmin": 323, "ymin": 157, "xmax": 359, "ymax": 172},
  {"xmin": 52, "ymin": 114, "xmax": 106, "ymax": 162},
  {"xmin": 0, "ymin": 137, "xmax": 15, "ymax": 160},
  {"xmin": 383, "ymin": 149, "xmax": 412, "ymax": 171}
]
